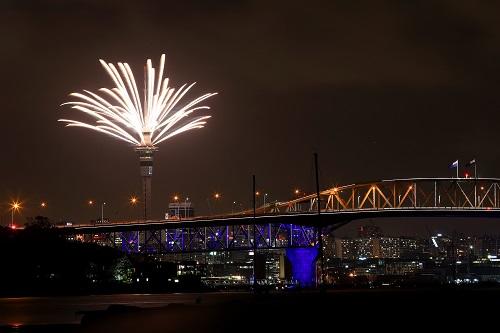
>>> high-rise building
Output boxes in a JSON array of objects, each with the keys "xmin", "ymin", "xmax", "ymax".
[
  {"xmin": 335, "ymin": 238, "xmax": 356, "ymax": 259},
  {"xmin": 355, "ymin": 238, "xmax": 377, "ymax": 259},
  {"xmin": 399, "ymin": 237, "xmax": 421, "ymax": 258},
  {"xmin": 332, "ymin": 235, "xmax": 423, "ymax": 260},
  {"xmin": 379, "ymin": 237, "xmax": 400, "ymax": 258}
]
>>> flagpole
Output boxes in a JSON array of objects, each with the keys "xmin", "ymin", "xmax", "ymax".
[{"xmin": 457, "ymin": 160, "xmax": 459, "ymax": 179}]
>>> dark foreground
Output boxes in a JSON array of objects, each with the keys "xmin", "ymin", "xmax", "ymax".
[{"xmin": 1, "ymin": 288, "xmax": 498, "ymax": 332}]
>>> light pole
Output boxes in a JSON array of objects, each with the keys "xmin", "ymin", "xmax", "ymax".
[
  {"xmin": 10, "ymin": 201, "xmax": 21, "ymax": 228},
  {"xmin": 40, "ymin": 201, "xmax": 47, "ymax": 215},
  {"xmin": 87, "ymin": 200, "xmax": 95, "ymax": 225},
  {"xmin": 101, "ymin": 202, "xmax": 106, "ymax": 223},
  {"xmin": 173, "ymin": 195, "xmax": 179, "ymax": 217},
  {"xmin": 130, "ymin": 196, "xmax": 138, "ymax": 219},
  {"xmin": 88, "ymin": 200, "xmax": 107, "ymax": 224},
  {"xmin": 214, "ymin": 193, "xmax": 221, "ymax": 214}
]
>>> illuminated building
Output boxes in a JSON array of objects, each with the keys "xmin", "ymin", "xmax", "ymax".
[
  {"xmin": 167, "ymin": 201, "xmax": 194, "ymax": 219},
  {"xmin": 379, "ymin": 237, "xmax": 400, "ymax": 258}
]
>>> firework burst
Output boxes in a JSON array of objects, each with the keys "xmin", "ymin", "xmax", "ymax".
[{"xmin": 59, "ymin": 54, "xmax": 217, "ymax": 146}]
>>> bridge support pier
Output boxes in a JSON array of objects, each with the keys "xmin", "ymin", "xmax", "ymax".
[{"xmin": 285, "ymin": 247, "xmax": 318, "ymax": 287}]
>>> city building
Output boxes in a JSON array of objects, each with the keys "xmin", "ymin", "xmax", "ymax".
[{"xmin": 166, "ymin": 201, "xmax": 194, "ymax": 219}]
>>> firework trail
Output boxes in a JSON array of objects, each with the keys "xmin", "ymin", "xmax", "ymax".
[{"xmin": 59, "ymin": 54, "xmax": 217, "ymax": 146}]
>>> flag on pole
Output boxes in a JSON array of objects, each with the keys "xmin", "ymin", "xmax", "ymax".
[
  {"xmin": 450, "ymin": 160, "xmax": 459, "ymax": 178},
  {"xmin": 466, "ymin": 158, "xmax": 477, "ymax": 178},
  {"xmin": 466, "ymin": 159, "xmax": 476, "ymax": 167}
]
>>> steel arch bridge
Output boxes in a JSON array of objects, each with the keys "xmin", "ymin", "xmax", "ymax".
[
  {"xmin": 64, "ymin": 178, "xmax": 500, "ymax": 254},
  {"xmin": 265, "ymin": 177, "xmax": 500, "ymax": 213}
]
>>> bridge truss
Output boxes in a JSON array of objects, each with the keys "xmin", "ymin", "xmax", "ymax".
[
  {"xmin": 271, "ymin": 178, "xmax": 500, "ymax": 213},
  {"xmin": 68, "ymin": 178, "xmax": 500, "ymax": 254},
  {"xmin": 75, "ymin": 223, "xmax": 318, "ymax": 254}
]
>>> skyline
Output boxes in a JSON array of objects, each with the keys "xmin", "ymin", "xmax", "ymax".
[{"xmin": 2, "ymin": 1, "xmax": 500, "ymax": 226}]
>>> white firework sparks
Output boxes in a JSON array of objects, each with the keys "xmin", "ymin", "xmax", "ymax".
[{"xmin": 59, "ymin": 54, "xmax": 217, "ymax": 146}]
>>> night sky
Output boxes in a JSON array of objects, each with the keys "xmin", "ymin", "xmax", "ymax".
[{"xmin": 2, "ymin": 1, "xmax": 500, "ymax": 234}]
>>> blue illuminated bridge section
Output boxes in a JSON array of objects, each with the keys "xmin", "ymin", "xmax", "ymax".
[{"xmin": 60, "ymin": 178, "xmax": 500, "ymax": 254}]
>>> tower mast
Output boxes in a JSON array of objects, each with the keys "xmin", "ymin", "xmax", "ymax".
[{"xmin": 136, "ymin": 143, "xmax": 157, "ymax": 220}]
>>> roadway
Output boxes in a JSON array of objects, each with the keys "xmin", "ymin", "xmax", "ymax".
[{"xmin": 60, "ymin": 207, "xmax": 500, "ymax": 234}]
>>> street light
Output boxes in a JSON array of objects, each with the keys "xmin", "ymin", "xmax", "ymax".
[
  {"xmin": 184, "ymin": 197, "xmax": 190, "ymax": 218},
  {"xmin": 88, "ymin": 200, "xmax": 107, "ymax": 224},
  {"xmin": 173, "ymin": 195, "xmax": 180, "ymax": 216},
  {"xmin": 214, "ymin": 193, "xmax": 221, "ymax": 215},
  {"xmin": 40, "ymin": 202, "xmax": 47, "ymax": 208},
  {"xmin": 128, "ymin": 196, "xmax": 138, "ymax": 220},
  {"xmin": 10, "ymin": 201, "xmax": 21, "ymax": 228},
  {"xmin": 101, "ymin": 202, "xmax": 106, "ymax": 223}
]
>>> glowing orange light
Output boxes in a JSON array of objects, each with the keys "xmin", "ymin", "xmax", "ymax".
[
  {"xmin": 174, "ymin": 195, "xmax": 179, "ymax": 201},
  {"xmin": 41, "ymin": 202, "xmax": 47, "ymax": 208},
  {"xmin": 214, "ymin": 193, "xmax": 220, "ymax": 199},
  {"xmin": 130, "ymin": 197, "xmax": 138, "ymax": 205},
  {"xmin": 294, "ymin": 189, "xmax": 300, "ymax": 195},
  {"xmin": 88, "ymin": 200, "xmax": 94, "ymax": 205},
  {"xmin": 11, "ymin": 201, "xmax": 21, "ymax": 211},
  {"xmin": 255, "ymin": 191, "xmax": 260, "ymax": 196},
  {"xmin": 10, "ymin": 224, "xmax": 16, "ymax": 230}
]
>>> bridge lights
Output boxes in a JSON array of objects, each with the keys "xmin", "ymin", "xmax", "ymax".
[
  {"xmin": 130, "ymin": 196, "xmax": 138, "ymax": 205},
  {"xmin": 40, "ymin": 202, "xmax": 47, "ymax": 208}
]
